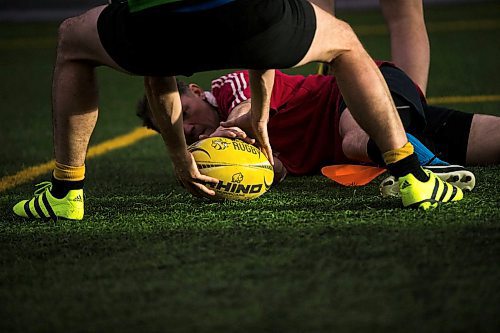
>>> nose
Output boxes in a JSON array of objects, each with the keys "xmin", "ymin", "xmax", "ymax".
[{"xmin": 184, "ymin": 123, "xmax": 197, "ymax": 140}]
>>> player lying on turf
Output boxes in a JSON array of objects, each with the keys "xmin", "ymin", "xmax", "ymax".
[{"xmin": 136, "ymin": 63, "xmax": 500, "ymax": 195}]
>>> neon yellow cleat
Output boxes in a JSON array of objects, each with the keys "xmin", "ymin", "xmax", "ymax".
[
  {"xmin": 380, "ymin": 165, "xmax": 475, "ymax": 198},
  {"xmin": 13, "ymin": 182, "xmax": 84, "ymax": 220},
  {"xmin": 399, "ymin": 169, "xmax": 463, "ymax": 210}
]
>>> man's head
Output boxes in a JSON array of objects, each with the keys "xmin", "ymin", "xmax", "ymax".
[{"xmin": 137, "ymin": 80, "xmax": 220, "ymax": 145}]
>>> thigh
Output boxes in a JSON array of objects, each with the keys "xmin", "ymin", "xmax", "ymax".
[
  {"xmin": 467, "ymin": 114, "xmax": 500, "ymax": 165},
  {"xmin": 61, "ymin": 5, "xmax": 124, "ymax": 71}
]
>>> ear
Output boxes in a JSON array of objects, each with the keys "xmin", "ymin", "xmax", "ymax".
[{"xmin": 188, "ymin": 84, "xmax": 205, "ymax": 99}]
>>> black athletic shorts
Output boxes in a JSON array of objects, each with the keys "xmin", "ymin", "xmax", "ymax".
[
  {"xmin": 338, "ymin": 64, "xmax": 427, "ymax": 133},
  {"xmin": 339, "ymin": 64, "xmax": 473, "ymax": 165},
  {"xmin": 421, "ymin": 105, "xmax": 473, "ymax": 165},
  {"xmin": 97, "ymin": 0, "xmax": 316, "ymax": 76}
]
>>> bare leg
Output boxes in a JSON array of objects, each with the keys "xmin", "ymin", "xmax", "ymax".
[
  {"xmin": 466, "ymin": 114, "xmax": 500, "ymax": 165},
  {"xmin": 340, "ymin": 110, "xmax": 500, "ymax": 166},
  {"xmin": 53, "ymin": 5, "xmax": 127, "ymax": 166},
  {"xmin": 296, "ymin": 3, "xmax": 407, "ymax": 153},
  {"xmin": 380, "ymin": 0, "xmax": 430, "ymax": 95},
  {"xmin": 338, "ymin": 109, "xmax": 371, "ymax": 163}
]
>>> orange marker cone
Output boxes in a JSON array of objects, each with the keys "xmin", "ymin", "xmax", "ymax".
[{"xmin": 321, "ymin": 164, "xmax": 387, "ymax": 186}]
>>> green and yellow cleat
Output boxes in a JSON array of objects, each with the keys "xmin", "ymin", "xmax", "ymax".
[
  {"xmin": 13, "ymin": 182, "xmax": 84, "ymax": 220},
  {"xmin": 398, "ymin": 169, "xmax": 463, "ymax": 210},
  {"xmin": 380, "ymin": 165, "xmax": 475, "ymax": 198}
]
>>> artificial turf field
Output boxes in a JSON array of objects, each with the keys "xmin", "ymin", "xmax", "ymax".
[{"xmin": 0, "ymin": 1, "xmax": 499, "ymax": 332}]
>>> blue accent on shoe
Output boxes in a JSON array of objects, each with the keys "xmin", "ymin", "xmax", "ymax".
[{"xmin": 406, "ymin": 133, "xmax": 449, "ymax": 166}]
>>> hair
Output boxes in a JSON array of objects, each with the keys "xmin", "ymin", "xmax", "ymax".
[{"xmin": 136, "ymin": 79, "xmax": 190, "ymax": 133}]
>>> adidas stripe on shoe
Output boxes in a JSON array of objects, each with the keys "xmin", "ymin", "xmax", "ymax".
[
  {"xmin": 380, "ymin": 165, "xmax": 475, "ymax": 198},
  {"xmin": 399, "ymin": 169, "xmax": 463, "ymax": 210},
  {"xmin": 13, "ymin": 182, "xmax": 84, "ymax": 220}
]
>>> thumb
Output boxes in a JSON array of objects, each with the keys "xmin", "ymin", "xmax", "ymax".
[{"xmin": 220, "ymin": 119, "xmax": 235, "ymax": 128}]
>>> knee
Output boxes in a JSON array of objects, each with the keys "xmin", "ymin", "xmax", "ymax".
[
  {"xmin": 328, "ymin": 20, "xmax": 365, "ymax": 63},
  {"xmin": 335, "ymin": 20, "xmax": 362, "ymax": 50},
  {"xmin": 57, "ymin": 18, "xmax": 72, "ymax": 49},
  {"xmin": 339, "ymin": 111, "xmax": 359, "ymax": 159},
  {"xmin": 340, "ymin": 126, "xmax": 370, "ymax": 162},
  {"xmin": 56, "ymin": 17, "xmax": 80, "ymax": 61},
  {"xmin": 341, "ymin": 132, "xmax": 358, "ymax": 160}
]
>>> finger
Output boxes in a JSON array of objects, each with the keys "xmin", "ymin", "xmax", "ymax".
[
  {"xmin": 236, "ymin": 129, "xmax": 248, "ymax": 138},
  {"xmin": 213, "ymin": 131, "xmax": 236, "ymax": 139},
  {"xmin": 195, "ymin": 174, "xmax": 220, "ymax": 197},
  {"xmin": 229, "ymin": 128, "xmax": 247, "ymax": 138},
  {"xmin": 254, "ymin": 129, "xmax": 272, "ymax": 154},
  {"xmin": 222, "ymin": 126, "xmax": 241, "ymax": 132},
  {"xmin": 234, "ymin": 131, "xmax": 254, "ymax": 144},
  {"xmin": 253, "ymin": 124, "xmax": 273, "ymax": 165},
  {"xmin": 182, "ymin": 178, "xmax": 216, "ymax": 198},
  {"xmin": 262, "ymin": 145, "xmax": 274, "ymax": 165},
  {"xmin": 192, "ymin": 182, "xmax": 216, "ymax": 197},
  {"xmin": 178, "ymin": 178, "xmax": 203, "ymax": 198},
  {"xmin": 242, "ymin": 137, "xmax": 255, "ymax": 145},
  {"xmin": 196, "ymin": 174, "xmax": 219, "ymax": 185},
  {"xmin": 226, "ymin": 129, "xmax": 256, "ymax": 144}
]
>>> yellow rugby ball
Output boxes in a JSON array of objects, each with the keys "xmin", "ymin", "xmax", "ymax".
[{"xmin": 188, "ymin": 137, "xmax": 274, "ymax": 200}]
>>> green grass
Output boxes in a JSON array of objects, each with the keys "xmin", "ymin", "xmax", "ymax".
[{"xmin": 1, "ymin": 2, "xmax": 500, "ymax": 332}]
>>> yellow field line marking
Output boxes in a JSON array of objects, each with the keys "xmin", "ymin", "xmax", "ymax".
[
  {"xmin": 1, "ymin": 93, "xmax": 498, "ymax": 193},
  {"xmin": 427, "ymin": 94, "xmax": 500, "ymax": 104},
  {"xmin": 0, "ymin": 127, "xmax": 156, "ymax": 193},
  {"xmin": 0, "ymin": 19, "xmax": 498, "ymax": 49}
]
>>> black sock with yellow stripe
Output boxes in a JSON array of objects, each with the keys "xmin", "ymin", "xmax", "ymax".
[
  {"xmin": 51, "ymin": 162, "xmax": 85, "ymax": 199},
  {"xmin": 383, "ymin": 142, "xmax": 429, "ymax": 182}
]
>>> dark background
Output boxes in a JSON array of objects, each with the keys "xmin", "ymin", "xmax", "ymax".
[{"xmin": 0, "ymin": 0, "xmax": 487, "ymax": 21}]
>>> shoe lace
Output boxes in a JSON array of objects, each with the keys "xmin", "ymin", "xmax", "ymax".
[
  {"xmin": 424, "ymin": 153, "xmax": 450, "ymax": 167},
  {"xmin": 34, "ymin": 181, "xmax": 53, "ymax": 196}
]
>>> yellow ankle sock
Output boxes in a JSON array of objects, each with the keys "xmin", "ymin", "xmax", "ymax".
[
  {"xmin": 53, "ymin": 162, "xmax": 85, "ymax": 181},
  {"xmin": 382, "ymin": 142, "xmax": 414, "ymax": 165}
]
